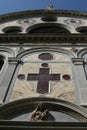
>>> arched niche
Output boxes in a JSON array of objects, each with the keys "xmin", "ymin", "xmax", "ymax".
[
  {"xmin": 17, "ymin": 47, "xmax": 75, "ymax": 59},
  {"xmin": 26, "ymin": 23, "xmax": 70, "ymax": 34}
]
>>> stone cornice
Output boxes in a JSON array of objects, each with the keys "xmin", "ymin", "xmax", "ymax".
[
  {"xmin": 0, "ymin": 34, "xmax": 87, "ymax": 47},
  {"xmin": 0, "ymin": 10, "xmax": 87, "ymax": 23}
]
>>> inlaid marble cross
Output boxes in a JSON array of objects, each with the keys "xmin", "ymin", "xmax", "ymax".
[{"xmin": 27, "ymin": 68, "xmax": 60, "ymax": 94}]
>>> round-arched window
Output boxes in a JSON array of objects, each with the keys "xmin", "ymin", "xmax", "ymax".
[
  {"xmin": 27, "ymin": 23, "xmax": 70, "ymax": 34},
  {"xmin": 3, "ymin": 26, "xmax": 22, "ymax": 34},
  {"xmin": 76, "ymin": 26, "xmax": 87, "ymax": 34}
]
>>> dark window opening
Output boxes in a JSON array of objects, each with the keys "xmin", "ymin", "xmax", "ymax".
[
  {"xmin": 76, "ymin": 26, "xmax": 87, "ymax": 34},
  {"xmin": 41, "ymin": 16, "xmax": 57, "ymax": 22},
  {"xmin": 3, "ymin": 26, "xmax": 22, "ymax": 34},
  {"xmin": 27, "ymin": 24, "xmax": 70, "ymax": 34}
]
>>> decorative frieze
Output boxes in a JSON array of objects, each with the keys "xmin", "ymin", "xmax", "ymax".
[
  {"xmin": 17, "ymin": 18, "xmax": 37, "ymax": 25},
  {"xmin": 0, "ymin": 34, "xmax": 87, "ymax": 46},
  {"xmin": 64, "ymin": 18, "xmax": 84, "ymax": 26}
]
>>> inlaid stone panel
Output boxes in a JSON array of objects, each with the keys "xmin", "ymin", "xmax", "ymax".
[{"xmin": 10, "ymin": 62, "xmax": 75, "ymax": 103}]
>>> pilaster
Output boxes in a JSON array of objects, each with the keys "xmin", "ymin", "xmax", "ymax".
[
  {"xmin": 72, "ymin": 58, "xmax": 87, "ymax": 106},
  {"xmin": 0, "ymin": 57, "xmax": 21, "ymax": 104}
]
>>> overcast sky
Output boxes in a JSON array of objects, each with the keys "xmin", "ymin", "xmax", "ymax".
[{"xmin": 0, "ymin": 0, "xmax": 87, "ymax": 14}]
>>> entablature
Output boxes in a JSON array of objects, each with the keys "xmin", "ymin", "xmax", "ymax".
[{"xmin": 0, "ymin": 34, "xmax": 87, "ymax": 47}]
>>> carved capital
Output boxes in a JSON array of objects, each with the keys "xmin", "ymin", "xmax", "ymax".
[
  {"xmin": 8, "ymin": 57, "xmax": 22, "ymax": 64},
  {"xmin": 72, "ymin": 58, "xmax": 84, "ymax": 65}
]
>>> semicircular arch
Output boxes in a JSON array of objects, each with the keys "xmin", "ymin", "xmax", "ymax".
[
  {"xmin": 77, "ymin": 48, "xmax": 87, "ymax": 58},
  {"xmin": 0, "ymin": 97, "xmax": 87, "ymax": 121},
  {"xmin": 26, "ymin": 23, "xmax": 71, "ymax": 34},
  {"xmin": 17, "ymin": 47, "xmax": 76, "ymax": 60},
  {"xmin": 0, "ymin": 47, "xmax": 15, "ymax": 58}
]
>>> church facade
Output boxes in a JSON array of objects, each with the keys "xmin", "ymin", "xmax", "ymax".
[{"xmin": 0, "ymin": 7, "xmax": 87, "ymax": 129}]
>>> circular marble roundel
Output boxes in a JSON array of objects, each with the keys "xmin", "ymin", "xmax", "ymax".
[
  {"xmin": 41, "ymin": 63, "xmax": 49, "ymax": 67},
  {"xmin": 63, "ymin": 74, "xmax": 71, "ymax": 80},
  {"xmin": 17, "ymin": 74, "xmax": 25, "ymax": 80},
  {"xmin": 39, "ymin": 53, "xmax": 53, "ymax": 60}
]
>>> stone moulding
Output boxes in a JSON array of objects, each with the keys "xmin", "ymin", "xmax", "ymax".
[
  {"xmin": 0, "ymin": 97, "xmax": 87, "ymax": 129},
  {"xmin": 0, "ymin": 121, "xmax": 87, "ymax": 130},
  {"xmin": 0, "ymin": 10, "xmax": 87, "ymax": 23},
  {"xmin": 0, "ymin": 34, "xmax": 87, "ymax": 46},
  {"xmin": 0, "ymin": 97, "xmax": 87, "ymax": 120}
]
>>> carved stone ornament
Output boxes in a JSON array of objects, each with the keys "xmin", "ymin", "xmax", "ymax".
[
  {"xmin": 17, "ymin": 18, "xmax": 36, "ymax": 25},
  {"xmin": 30, "ymin": 103, "xmax": 49, "ymax": 121},
  {"xmin": 64, "ymin": 18, "xmax": 84, "ymax": 26}
]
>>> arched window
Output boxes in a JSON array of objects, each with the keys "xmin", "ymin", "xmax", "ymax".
[
  {"xmin": 2, "ymin": 26, "xmax": 22, "ymax": 34},
  {"xmin": 27, "ymin": 23, "xmax": 70, "ymax": 34},
  {"xmin": 76, "ymin": 26, "xmax": 87, "ymax": 34}
]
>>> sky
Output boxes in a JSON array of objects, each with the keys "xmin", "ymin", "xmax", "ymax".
[{"xmin": 0, "ymin": 0, "xmax": 87, "ymax": 14}]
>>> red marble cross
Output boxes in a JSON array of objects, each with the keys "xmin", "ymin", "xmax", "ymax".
[{"xmin": 27, "ymin": 68, "xmax": 60, "ymax": 94}]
